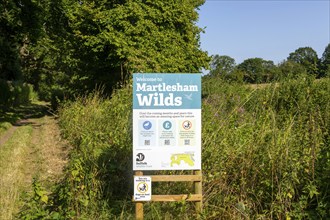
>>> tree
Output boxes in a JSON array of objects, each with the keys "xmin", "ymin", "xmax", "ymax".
[
  {"xmin": 58, "ymin": 0, "xmax": 210, "ymax": 92},
  {"xmin": 278, "ymin": 60, "xmax": 307, "ymax": 79},
  {"xmin": 319, "ymin": 43, "xmax": 330, "ymax": 77},
  {"xmin": 21, "ymin": 0, "xmax": 75, "ymax": 98},
  {"xmin": 19, "ymin": 0, "xmax": 210, "ymax": 98},
  {"xmin": 237, "ymin": 58, "xmax": 278, "ymax": 83},
  {"xmin": 0, "ymin": 0, "xmax": 42, "ymax": 81},
  {"xmin": 209, "ymin": 55, "xmax": 236, "ymax": 76},
  {"xmin": 287, "ymin": 47, "xmax": 319, "ymax": 75}
]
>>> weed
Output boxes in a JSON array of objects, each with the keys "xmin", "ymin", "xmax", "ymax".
[{"xmin": 21, "ymin": 76, "xmax": 329, "ymax": 219}]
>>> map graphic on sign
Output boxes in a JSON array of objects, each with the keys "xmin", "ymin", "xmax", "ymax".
[
  {"xmin": 170, "ymin": 153, "xmax": 195, "ymax": 167},
  {"xmin": 133, "ymin": 73, "xmax": 201, "ymax": 170}
]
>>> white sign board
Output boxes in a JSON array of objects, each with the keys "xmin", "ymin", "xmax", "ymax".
[
  {"xmin": 133, "ymin": 73, "xmax": 201, "ymax": 170},
  {"xmin": 134, "ymin": 176, "xmax": 152, "ymax": 201}
]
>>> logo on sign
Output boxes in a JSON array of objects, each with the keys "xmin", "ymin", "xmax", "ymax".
[
  {"xmin": 143, "ymin": 121, "xmax": 152, "ymax": 130},
  {"xmin": 136, "ymin": 153, "xmax": 145, "ymax": 161}
]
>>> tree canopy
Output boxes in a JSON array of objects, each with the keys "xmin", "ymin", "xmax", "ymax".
[
  {"xmin": 278, "ymin": 60, "xmax": 307, "ymax": 78},
  {"xmin": 1, "ymin": 0, "xmax": 210, "ymax": 98},
  {"xmin": 0, "ymin": 0, "xmax": 42, "ymax": 80},
  {"xmin": 209, "ymin": 55, "xmax": 236, "ymax": 76},
  {"xmin": 208, "ymin": 43, "xmax": 329, "ymax": 84},
  {"xmin": 237, "ymin": 58, "xmax": 277, "ymax": 83},
  {"xmin": 1, "ymin": 0, "xmax": 328, "ymax": 94},
  {"xmin": 62, "ymin": 0, "xmax": 209, "ymax": 89},
  {"xmin": 320, "ymin": 43, "xmax": 330, "ymax": 77},
  {"xmin": 287, "ymin": 47, "xmax": 319, "ymax": 75}
]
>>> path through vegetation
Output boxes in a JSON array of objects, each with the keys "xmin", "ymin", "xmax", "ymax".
[{"xmin": 0, "ymin": 104, "xmax": 69, "ymax": 219}]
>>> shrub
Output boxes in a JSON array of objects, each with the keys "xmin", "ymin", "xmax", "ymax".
[
  {"xmin": 202, "ymin": 76, "xmax": 329, "ymax": 218},
  {"xmin": 26, "ymin": 76, "xmax": 329, "ymax": 219},
  {"xmin": 0, "ymin": 80, "xmax": 36, "ymax": 107},
  {"xmin": 0, "ymin": 79, "xmax": 12, "ymax": 106},
  {"xmin": 52, "ymin": 84, "xmax": 133, "ymax": 218},
  {"xmin": 50, "ymin": 88, "xmax": 66, "ymax": 110}
]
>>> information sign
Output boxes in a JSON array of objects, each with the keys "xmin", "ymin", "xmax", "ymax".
[
  {"xmin": 134, "ymin": 176, "xmax": 152, "ymax": 201},
  {"xmin": 133, "ymin": 73, "xmax": 201, "ymax": 170}
]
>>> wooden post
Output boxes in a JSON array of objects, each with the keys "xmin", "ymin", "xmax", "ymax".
[
  {"xmin": 136, "ymin": 203, "xmax": 143, "ymax": 220},
  {"xmin": 135, "ymin": 171, "xmax": 144, "ymax": 220},
  {"xmin": 194, "ymin": 170, "xmax": 202, "ymax": 213},
  {"xmin": 133, "ymin": 171, "xmax": 202, "ymax": 219}
]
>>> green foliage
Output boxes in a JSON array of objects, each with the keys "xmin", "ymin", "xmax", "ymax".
[
  {"xmin": 288, "ymin": 47, "xmax": 319, "ymax": 75},
  {"xmin": 0, "ymin": 80, "xmax": 37, "ymax": 107},
  {"xmin": 319, "ymin": 43, "xmax": 330, "ymax": 77},
  {"xmin": 19, "ymin": 0, "xmax": 210, "ymax": 97},
  {"xmin": 0, "ymin": 79, "xmax": 12, "ymax": 106},
  {"xmin": 202, "ymin": 75, "xmax": 330, "ymax": 218},
  {"xmin": 11, "ymin": 81, "xmax": 33, "ymax": 106},
  {"xmin": 209, "ymin": 44, "xmax": 328, "ymax": 85},
  {"xmin": 18, "ymin": 178, "xmax": 55, "ymax": 220},
  {"xmin": 209, "ymin": 55, "xmax": 236, "ymax": 77},
  {"xmin": 0, "ymin": 122, "xmax": 12, "ymax": 136},
  {"xmin": 0, "ymin": 0, "xmax": 43, "ymax": 81},
  {"xmin": 278, "ymin": 60, "xmax": 308, "ymax": 80},
  {"xmin": 50, "ymin": 88, "xmax": 66, "ymax": 111},
  {"xmin": 48, "ymin": 85, "xmax": 134, "ymax": 218},
  {"xmin": 237, "ymin": 57, "xmax": 279, "ymax": 83},
  {"xmin": 22, "ymin": 76, "xmax": 329, "ymax": 219}
]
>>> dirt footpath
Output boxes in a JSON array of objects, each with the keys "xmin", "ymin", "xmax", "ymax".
[{"xmin": 0, "ymin": 115, "xmax": 69, "ymax": 219}]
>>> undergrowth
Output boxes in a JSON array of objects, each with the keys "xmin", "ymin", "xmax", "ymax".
[{"xmin": 19, "ymin": 75, "xmax": 330, "ymax": 219}]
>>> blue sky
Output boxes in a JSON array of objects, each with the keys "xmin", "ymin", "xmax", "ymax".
[{"xmin": 197, "ymin": 0, "xmax": 330, "ymax": 66}]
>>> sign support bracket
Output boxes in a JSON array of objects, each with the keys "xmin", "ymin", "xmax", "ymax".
[{"xmin": 133, "ymin": 170, "xmax": 202, "ymax": 220}]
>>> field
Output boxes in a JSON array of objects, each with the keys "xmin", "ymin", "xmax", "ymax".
[{"xmin": 1, "ymin": 75, "xmax": 329, "ymax": 219}]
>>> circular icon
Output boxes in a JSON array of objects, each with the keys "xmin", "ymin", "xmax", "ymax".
[
  {"xmin": 136, "ymin": 153, "xmax": 145, "ymax": 162},
  {"xmin": 163, "ymin": 121, "xmax": 172, "ymax": 130},
  {"xmin": 137, "ymin": 182, "xmax": 148, "ymax": 193},
  {"xmin": 143, "ymin": 121, "xmax": 152, "ymax": 130},
  {"xmin": 182, "ymin": 120, "xmax": 192, "ymax": 130}
]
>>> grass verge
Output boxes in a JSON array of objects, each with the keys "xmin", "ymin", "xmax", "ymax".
[{"xmin": 0, "ymin": 126, "xmax": 33, "ymax": 219}]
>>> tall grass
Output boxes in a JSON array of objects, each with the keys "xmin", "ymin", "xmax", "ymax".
[
  {"xmin": 0, "ymin": 126, "xmax": 33, "ymax": 219},
  {"xmin": 52, "ymin": 87, "xmax": 134, "ymax": 218},
  {"xmin": 202, "ymin": 75, "xmax": 329, "ymax": 219},
  {"xmin": 24, "ymin": 76, "xmax": 329, "ymax": 219}
]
